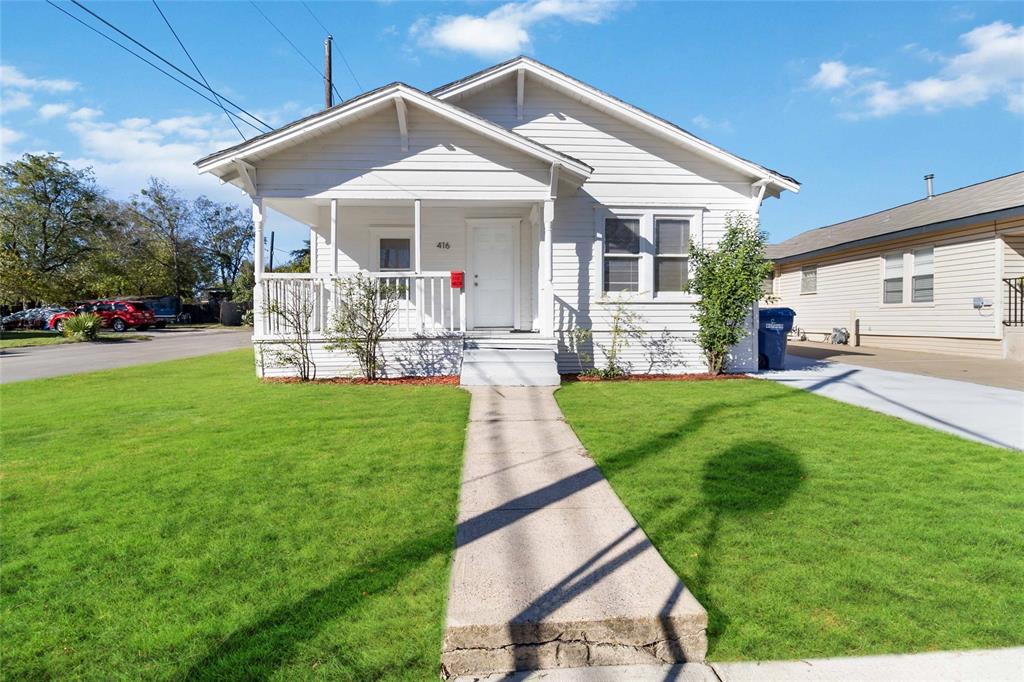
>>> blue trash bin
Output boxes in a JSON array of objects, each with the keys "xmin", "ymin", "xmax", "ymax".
[{"xmin": 758, "ymin": 308, "xmax": 796, "ymax": 370}]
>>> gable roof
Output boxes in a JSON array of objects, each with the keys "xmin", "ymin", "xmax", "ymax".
[
  {"xmin": 431, "ymin": 55, "xmax": 799, "ymax": 197},
  {"xmin": 767, "ymin": 172, "xmax": 1024, "ymax": 263},
  {"xmin": 195, "ymin": 82, "xmax": 592, "ymax": 180}
]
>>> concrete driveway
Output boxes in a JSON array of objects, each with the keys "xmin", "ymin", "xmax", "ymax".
[
  {"xmin": 759, "ymin": 354, "xmax": 1024, "ymax": 450},
  {"xmin": 0, "ymin": 327, "xmax": 251, "ymax": 384}
]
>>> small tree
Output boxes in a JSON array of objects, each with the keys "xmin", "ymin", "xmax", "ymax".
[
  {"xmin": 325, "ymin": 274, "xmax": 404, "ymax": 381},
  {"xmin": 260, "ymin": 281, "xmax": 317, "ymax": 380},
  {"xmin": 689, "ymin": 213, "xmax": 773, "ymax": 375}
]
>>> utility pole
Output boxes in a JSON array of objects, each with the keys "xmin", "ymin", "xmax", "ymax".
[
  {"xmin": 324, "ymin": 36, "xmax": 333, "ymax": 109},
  {"xmin": 268, "ymin": 231, "xmax": 275, "ymax": 271}
]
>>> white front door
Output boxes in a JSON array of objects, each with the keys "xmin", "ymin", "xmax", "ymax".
[{"xmin": 470, "ymin": 223, "xmax": 516, "ymax": 328}]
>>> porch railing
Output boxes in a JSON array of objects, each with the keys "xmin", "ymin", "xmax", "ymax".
[
  {"xmin": 1005, "ymin": 277, "xmax": 1024, "ymax": 327},
  {"xmin": 255, "ymin": 272, "xmax": 465, "ymax": 338}
]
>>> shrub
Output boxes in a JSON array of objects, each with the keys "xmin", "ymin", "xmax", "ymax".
[
  {"xmin": 325, "ymin": 273, "xmax": 404, "ymax": 381},
  {"xmin": 62, "ymin": 313, "xmax": 101, "ymax": 341},
  {"xmin": 688, "ymin": 212, "xmax": 773, "ymax": 374}
]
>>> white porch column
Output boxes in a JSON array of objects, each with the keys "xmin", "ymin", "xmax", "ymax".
[
  {"xmin": 541, "ymin": 198, "xmax": 555, "ymax": 338},
  {"xmin": 413, "ymin": 199, "xmax": 422, "ymax": 272},
  {"xmin": 330, "ymin": 199, "xmax": 339, "ymax": 275},
  {"xmin": 252, "ymin": 196, "xmax": 265, "ymax": 282}
]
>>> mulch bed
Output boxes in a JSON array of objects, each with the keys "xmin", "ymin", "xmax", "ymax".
[
  {"xmin": 263, "ymin": 375, "xmax": 460, "ymax": 386},
  {"xmin": 561, "ymin": 372, "xmax": 752, "ymax": 383}
]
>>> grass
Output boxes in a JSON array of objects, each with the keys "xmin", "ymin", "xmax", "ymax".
[
  {"xmin": 2, "ymin": 350, "xmax": 470, "ymax": 680},
  {"xmin": 556, "ymin": 379, "xmax": 1023, "ymax": 662},
  {"xmin": 0, "ymin": 329, "xmax": 151, "ymax": 348}
]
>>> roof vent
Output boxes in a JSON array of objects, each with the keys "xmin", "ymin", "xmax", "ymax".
[{"xmin": 924, "ymin": 173, "xmax": 934, "ymax": 199}]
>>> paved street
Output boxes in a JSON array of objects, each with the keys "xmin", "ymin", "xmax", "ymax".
[
  {"xmin": 0, "ymin": 327, "xmax": 252, "ymax": 384},
  {"xmin": 759, "ymin": 354, "xmax": 1024, "ymax": 450}
]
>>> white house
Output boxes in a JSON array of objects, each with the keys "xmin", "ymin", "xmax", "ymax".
[
  {"xmin": 195, "ymin": 57, "xmax": 799, "ymax": 383},
  {"xmin": 767, "ymin": 172, "xmax": 1024, "ymax": 360}
]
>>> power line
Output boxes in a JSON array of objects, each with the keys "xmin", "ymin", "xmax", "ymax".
[
  {"xmin": 301, "ymin": 1, "xmax": 362, "ymax": 92},
  {"xmin": 46, "ymin": 1, "xmax": 267, "ymax": 134},
  {"xmin": 249, "ymin": 0, "xmax": 343, "ymax": 103},
  {"xmin": 150, "ymin": 0, "xmax": 245, "ymax": 140},
  {"xmin": 66, "ymin": 0, "xmax": 272, "ymax": 132}
]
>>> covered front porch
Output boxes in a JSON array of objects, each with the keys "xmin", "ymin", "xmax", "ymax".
[{"xmin": 253, "ymin": 196, "xmax": 561, "ymax": 342}]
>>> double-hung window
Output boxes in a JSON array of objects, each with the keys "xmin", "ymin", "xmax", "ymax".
[
  {"xmin": 883, "ymin": 253, "xmax": 904, "ymax": 304},
  {"xmin": 603, "ymin": 217, "xmax": 641, "ymax": 292},
  {"xmin": 911, "ymin": 248, "xmax": 934, "ymax": 303},
  {"xmin": 654, "ymin": 218, "xmax": 689, "ymax": 293},
  {"xmin": 801, "ymin": 265, "xmax": 817, "ymax": 294}
]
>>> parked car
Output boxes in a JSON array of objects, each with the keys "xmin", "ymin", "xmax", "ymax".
[
  {"xmin": 2, "ymin": 306, "xmax": 68, "ymax": 331},
  {"xmin": 49, "ymin": 300, "xmax": 156, "ymax": 333}
]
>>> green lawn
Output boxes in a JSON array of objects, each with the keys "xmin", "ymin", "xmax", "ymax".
[
  {"xmin": 0, "ymin": 329, "xmax": 151, "ymax": 348},
  {"xmin": 2, "ymin": 350, "xmax": 470, "ymax": 680},
  {"xmin": 556, "ymin": 379, "xmax": 1023, "ymax": 662}
]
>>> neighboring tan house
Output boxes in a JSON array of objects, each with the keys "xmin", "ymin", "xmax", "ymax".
[
  {"xmin": 195, "ymin": 56, "xmax": 799, "ymax": 382},
  {"xmin": 767, "ymin": 172, "xmax": 1024, "ymax": 360}
]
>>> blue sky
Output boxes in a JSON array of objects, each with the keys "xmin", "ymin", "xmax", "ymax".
[{"xmin": 2, "ymin": 1, "xmax": 1022, "ymax": 255}]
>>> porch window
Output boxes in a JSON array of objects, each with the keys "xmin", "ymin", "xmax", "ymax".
[
  {"xmin": 912, "ymin": 247, "xmax": 934, "ymax": 303},
  {"xmin": 883, "ymin": 253, "xmax": 904, "ymax": 304},
  {"xmin": 604, "ymin": 218, "xmax": 640, "ymax": 292},
  {"xmin": 379, "ymin": 238, "xmax": 411, "ymax": 271},
  {"xmin": 801, "ymin": 265, "xmax": 817, "ymax": 294},
  {"xmin": 654, "ymin": 218, "xmax": 689, "ymax": 293}
]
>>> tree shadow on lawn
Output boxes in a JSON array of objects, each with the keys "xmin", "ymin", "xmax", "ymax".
[{"xmin": 184, "ymin": 529, "xmax": 453, "ymax": 681}]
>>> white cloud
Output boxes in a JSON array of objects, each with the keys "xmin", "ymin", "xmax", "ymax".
[
  {"xmin": 69, "ymin": 107, "xmax": 103, "ymax": 121},
  {"xmin": 691, "ymin": 114, "xmax": 733, "ymax": 134},
  {"xmin": 810, "ymin": 21, "xmax": 1024, "ymax": 118},
  {"xmin": 0, "ymin": 65, "xmax": 78, "ymax": 93},
  {"xmin": 411, "ymin": 0, "xmax": 623, "ymax": 58},
  {"xmin": 39, "ymin": 103, "xmax": 72, "ymax": 120},
  {"xmin": 1, "ymin": 90, "xmax": 32, "ymax": 113},
  {"xmin": 1, "ymin": 126, "xmax": 25, "ymax": 145}
]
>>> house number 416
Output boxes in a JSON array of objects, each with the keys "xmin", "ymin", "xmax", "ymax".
[{"xmin": 436, "ymin": 241, "xmax": 451, "ymax": 250}]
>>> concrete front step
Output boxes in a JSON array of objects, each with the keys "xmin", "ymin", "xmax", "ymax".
[
  {"xmin": 442, "ymin": 387, "xmax": 708, "ymax": 678},
  {"xmin": 465, "ymin": 337, "xmax": 558, "ymax": 351},
  {"xmin": 461, "ymin": 346, "xmax": 560, "ymax": 387}
]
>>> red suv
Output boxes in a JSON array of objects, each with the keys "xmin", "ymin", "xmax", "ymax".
[{"xmin": 50, "ymin": 300, "xmax": 156, "ymax": 333}]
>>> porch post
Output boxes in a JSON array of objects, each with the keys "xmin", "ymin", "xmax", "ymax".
[
  {"xmin": 252, "ymin": 196, "xmax": 265, "ymax": 282},
  {"xmin": 414, "ymin": 198, "xmax": 423, "ymax": 332},
  {"xmin": 542, "ymin": 198, "xmax": 555, "ymax": 338},
  {"xmin": 330, "ymin": 199, "xmax": 339, "ymax": 275}
]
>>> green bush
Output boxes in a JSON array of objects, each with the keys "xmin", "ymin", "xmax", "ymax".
[{"xmin": 62, "ymin": 313, "xmax": 101, "ymax": 341}]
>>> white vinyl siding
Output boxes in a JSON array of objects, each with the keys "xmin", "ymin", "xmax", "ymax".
[{"xmin": 772, "ymin": 221, "xmax": 1009, "ymax": 355}]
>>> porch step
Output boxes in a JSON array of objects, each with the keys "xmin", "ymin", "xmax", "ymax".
[
  {"xmin": 461, "ymin": 342, "xmax": 560, "ymax": 387},
  {"xmin": 464, "ymin": 335, "xmax": 558, "ymax": 351}
]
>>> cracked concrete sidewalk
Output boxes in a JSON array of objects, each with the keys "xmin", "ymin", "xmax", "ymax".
[{"xmin": 441, "ymin": 386, "xmax": 707, "ymax": 679}]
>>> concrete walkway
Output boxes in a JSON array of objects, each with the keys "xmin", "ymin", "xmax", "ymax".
[
  {"xmin": 759, "ymin": 354, "xmax": 1024, "ymax": 450},
  {"xmin": 454, "ymin": 646, "xmax": 1024, "ymax": 681},
  {"xmin": 443, "ymin": 386, "xmax": 708, "ymax": 678},
  {"xmin": 0, "ymin": 327, "xmax": 251, "ymax": 383}
]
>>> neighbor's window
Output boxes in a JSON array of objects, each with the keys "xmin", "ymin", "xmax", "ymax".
[
  {"xmin": 654, "ymin": 218, "xmax": 689, "ymax": 293},
  {"xmin": 379, "ymin": 238, "xmax": 411, "ymax": 271},
  {"xmin": 801, "ymin": 265, "xmax": 817, "ymax": 294},
  {"xmin": 912, "ymin": 247, "xmax": 934, "ymax": 303},
  {"xmin": 883, "ymin": 253, "xmax": 904, "ymax": 304},
  {"xmin": 604, "ymin": 217, "xmax": 640, "ymax": 292}
]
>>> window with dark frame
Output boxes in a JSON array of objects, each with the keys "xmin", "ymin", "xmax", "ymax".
[
  {"xmin": 604, "ymin": 217, "xmax": 640, "ymax": 292},
  {"xmin": 654, "ymin": 218, "xmax": 689, "ymax": 293},
  {"xmin": 379, "ymin": 238, "xmax": 411, "ymax": 271}
]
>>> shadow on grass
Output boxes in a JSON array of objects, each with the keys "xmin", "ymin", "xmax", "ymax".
[{"xmin": 183, "ymin": 529, "xmax": 452, "ymax": 680}]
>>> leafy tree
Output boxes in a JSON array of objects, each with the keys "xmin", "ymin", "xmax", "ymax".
[
  {"xmin": 0, "ymin": 153, "xmax": 106, "ymax": 304},
  {"xmin": 273, "ymin": 240, "xmax": 310, "ymax": 273},
  {"xmin": 86, "ymin": 198, "xmax": 172, "ymax": 298},
  {"xmin": 688, "ymin": 212, "xmax": 773, "ymax": 374},
  {"xmin": 231, "ymin": 260, "xmax": 256, "ymax": 304},
  {"xmin": 130, "ymin": 179, "xmax": 209, "ymax": 300},
  {"xmin": 326, "ymin": 274, "xmax": 404, "ymax": 381},
  {"xmin": 194, "ymin": 196, "xmax": 252, "ymax": 288}
]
